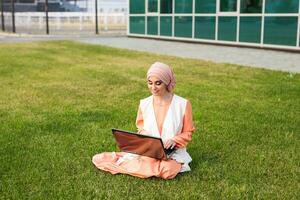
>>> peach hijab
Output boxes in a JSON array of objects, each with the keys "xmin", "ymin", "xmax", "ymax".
[{"xmin": 146, "ymin": 62, "xmax": 176, "ymax": 92}]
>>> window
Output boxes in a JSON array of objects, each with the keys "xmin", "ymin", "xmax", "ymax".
[
  {"xmin": 160, "ymin": 17, "xmax": 172, "ymax": 36},
  {"xmin": 148, "ymin": 0, "xmax": 158, "ymax": 13},
  {"xmin": 265, "ymin": 0, "xmax": 299, "ymax": 13},
  {"xmin": 195, "ymin": 16, "xmax": 216, "ymax": 40},
  {"xmin": 239, "ymin": 17, "xmax": 261, "ymax": 43},
  {"xmin": 264, "ymin": 17, "xmax": 298, "ymax": 46},
  {"xmin": 147, "ymin": 17, "xmax": 158, "ymax": 35},
  {"xmin": 130, "ymin": 17, "xmax": 145, "ymax": 34},
  {"xmin": 175, "ymin": 16, "xmax": 193, "ymax": 38},
  {"xmin": 175, "ymin": 0, "xmax": 193, "ymax": 13},
  {"xmin": 240, "ymin": 0, "xmax": 262, "ymax": 13},
  {"xmin": 218, "ymin": 16, "xmax": 237, "ymax": 41},
  {"xmin": 195, "ymin": 0, "xmax": 216, "ymax": 13},
  {"xmin": 220, "ymin": 0, "xmax": 237, "ymax": 12},
  {"xmin": 130, "ymin": 0, "xmax": 145, "ymax": 14},
  {"xmin": 160, "ymin": 0, "xmax": 172, "ymax": 13}
]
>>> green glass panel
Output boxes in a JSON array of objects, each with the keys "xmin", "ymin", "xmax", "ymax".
[
  {"xmin": 220, "ymin": 0, "xmax": 237, "ymax": 12},
  {"xmin": 265, "ymin": 0, "xmax": 299, "ymax": 13},
  {"xmin": 195, "ymin": 0, "xmax": 216, "ymax": 13},
  {"xmin": 240, "ymin": 0, "xmax": 262, "ymax": 13},
  {"xmin": 160, "ymin": 17, "xmax": 172, "ymax": 36},
  {"xmin": 148, "ymin": 0, "xmax": 158, "ymax": 12},
  {"xmin": 130, "ymin": 16, "xmax": 145, "ymax": 34},
  {"xmin": 239, "ymin": 17, "xmax": 261, "ymax": 43},
  {"xmin": 264, "ymin": 17, "xmax": 297, "ymax": 46},
  {"xmin": 147, "ymin": 17, "xmax": 158, "ymax": 35},
  {"xmin": 175, "ymin": 16, "xmax": 192, "ymax": 38},
  {"xmin": 161, "ymin": 0, "xmax": 173, "ymax": 13},
  {"xmin": 218, "ymin": 17, "xmax": 237, "ymax": 41},
  {"xmin": 129, "ymin": 0, "xmax": 145, "ymax": 14},
  {"xmin": 175, "ymin": 0, "xmax": 193, "ymax": 13},
  {"xmin": 195, "ymin": 16, "xmax": 216, "ymax": 40}
]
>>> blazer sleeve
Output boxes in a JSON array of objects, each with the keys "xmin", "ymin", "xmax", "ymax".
[{"xmin": 173, "ymin": 100, "xmax": 196, "ymax": 148}]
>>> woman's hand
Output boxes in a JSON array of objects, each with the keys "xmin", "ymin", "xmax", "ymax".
[{"xmin": 164, "ymin": 139, "xmax": 176, "ymax": 149}]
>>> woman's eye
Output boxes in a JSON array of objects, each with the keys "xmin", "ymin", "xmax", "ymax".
[{"xmin": 155, "ymin": 82, "xmax": 162, "ymax": 85}]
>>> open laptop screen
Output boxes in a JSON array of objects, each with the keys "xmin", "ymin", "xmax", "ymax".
[{"xmin": 112, "ymin": 128, "xmax": 171, "ymax": 160}]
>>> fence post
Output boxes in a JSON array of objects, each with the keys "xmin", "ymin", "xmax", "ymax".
[
  {"xmin": 45, "ymin": 0, "xmax": 49, "ymax": 34},
  {"xmin": 11, "ymin": 0, "xmax": 15, "ymax": 33},
  {"xmin": 95, "ymin": 0, "xmax": 98, "ymax": 34},
  {"xmin": 1, "ymin": 0, "xmax": 5, "ymax": 31}
]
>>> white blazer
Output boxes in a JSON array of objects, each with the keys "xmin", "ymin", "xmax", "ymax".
[{"xmin": 139, "ymin": 94, "xmax": 192, "ymax": 172}]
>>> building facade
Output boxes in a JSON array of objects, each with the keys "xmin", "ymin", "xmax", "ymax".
[{"xmin": 128, "ymin": 0, "xmax": 300, "ymax": 51}]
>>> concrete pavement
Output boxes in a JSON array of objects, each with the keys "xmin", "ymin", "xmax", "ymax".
[{"xmin": 1, "ymin": 32, "xmax": 299, "ymax": 73}]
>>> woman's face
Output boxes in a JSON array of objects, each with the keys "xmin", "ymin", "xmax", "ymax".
[{"xmin": 147, "ymin": 76, "xmax": 168, "ymax": 96}]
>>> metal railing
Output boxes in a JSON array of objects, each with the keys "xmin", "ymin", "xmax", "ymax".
[{"xmin": 0, "ymin": 0, "xmax": 127, "ymax": 35}]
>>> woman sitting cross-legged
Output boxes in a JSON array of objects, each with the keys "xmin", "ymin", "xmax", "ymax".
[{"xmin": 92, "ymin": 61, "xmax": 195, "ymax": 179}]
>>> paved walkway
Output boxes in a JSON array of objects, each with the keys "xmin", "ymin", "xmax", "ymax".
[{"xmin": 1, "ymin": 33, "xmax": 299, "ymax": 73}]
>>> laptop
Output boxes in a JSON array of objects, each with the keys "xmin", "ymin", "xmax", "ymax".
[{"xmin": 112, "ymin": 128, "xmax": 175, "ymax": 160}]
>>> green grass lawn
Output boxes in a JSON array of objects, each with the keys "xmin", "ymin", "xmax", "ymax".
[{"xmin": 0, "ymin": 41, "xmax": 299, "ymax": 199}]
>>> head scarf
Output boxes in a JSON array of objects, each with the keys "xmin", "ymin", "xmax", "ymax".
[{"xmin": 146, "ymin": 62, "xmax": 176, "ymax": 92}]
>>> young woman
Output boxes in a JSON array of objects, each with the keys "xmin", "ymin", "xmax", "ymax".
[{"xmin": 92, "ymin": 62, "xmax": 195, "ymax": 179}]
